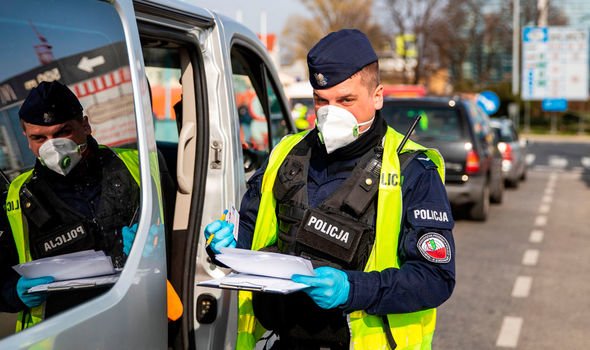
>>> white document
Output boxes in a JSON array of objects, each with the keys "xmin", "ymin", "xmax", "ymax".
[
  {"xmin": 199, "ymin": 272, "xmax": 309, "ymax": 294},
  {"xmin": 225, "ymin": 205, "xmax": 240, "ymax": 239},
  {"xmin": 197, "ymin": 248, "xmax": 315, "ymax": 294},
  {"xmin": 27, "ymin": 274, "xmax": 120, "ymax": 293},
  {"xmin": 12, "ymin": 250, "xmax": 116, "ymax": 281},
  {"xmin": 217, "ymin": 248, "xmax": 314, "ymax": 279}
]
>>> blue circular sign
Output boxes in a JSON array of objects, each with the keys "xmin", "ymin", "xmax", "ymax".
[{"xmin": 477, "ymin": 91, "xmax": 500, "ymax": 115}]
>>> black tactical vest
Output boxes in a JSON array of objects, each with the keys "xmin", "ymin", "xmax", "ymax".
[
  {"xmin": 22, "ymin": 148, "xmax": 139, "ymax": 264},
  {"xmin": 271, "ymin": 133, "xmax": 382, "ymax": 271},
  {"xmin": 253, "ymin": 133, "xmax": 384, "ymax": 345}
]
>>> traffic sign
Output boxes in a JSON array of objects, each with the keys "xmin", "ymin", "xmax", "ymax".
[
  {"xmin": 521, "ymin": 26, "xmax": 589, "ymax": 101},
  {"xmin": 542, "ymin": 98, "xmax": 568, "ymax": 112},
  {"xmin": 477, "ymin": 90, "xmax": 500, "ymax": 115}
]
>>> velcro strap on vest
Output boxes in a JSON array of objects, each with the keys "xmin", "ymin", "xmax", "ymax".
[{"xmin": 277, "ymin": 203, "xmax": 306, "ymax": 222}]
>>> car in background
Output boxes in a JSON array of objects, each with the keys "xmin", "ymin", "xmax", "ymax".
[
  {"xmin": 490, "ymin": 118, "xmax": 527, "ymax": 188},
  {"xmin": 381, "ymin": 96, "xmax": 504, "ymax": 221}
]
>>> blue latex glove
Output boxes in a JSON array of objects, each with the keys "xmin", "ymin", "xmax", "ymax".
[
  {"xmin": 122, "ymin": 223, "xmax": 138, "ymax": 256},
  {"xmin": 204, "ymin": 220, "xmax": 236, "ymax": 254},
  {"xmin": 16, "ymin": 276, "xmax": 55, "ymax": 308},
  {"xmin": 291, "ymin": 266, "xmax": 350, "ymax": 309}
]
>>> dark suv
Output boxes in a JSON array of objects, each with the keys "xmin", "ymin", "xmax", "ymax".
[{"xmin": 381, "ymin": 96, "xmax": 504, "ymax": 221}]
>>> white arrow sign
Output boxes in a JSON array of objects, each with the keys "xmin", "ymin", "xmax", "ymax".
[{"xmin": 77, "ymin": 55, "xmax": 105, "ymax": 73}]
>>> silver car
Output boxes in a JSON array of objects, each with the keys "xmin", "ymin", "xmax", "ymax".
[{"xmin": 490, "ymin": 119, "xmax": 528, "ymax": 188}]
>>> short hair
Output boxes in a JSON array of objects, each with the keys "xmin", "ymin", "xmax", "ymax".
[{"xmin": 355, "ymin": 61, "xmax": 380, "ymax": 92}]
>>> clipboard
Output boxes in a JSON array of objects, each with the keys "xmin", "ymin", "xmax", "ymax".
[
  {"xmin": 26, "ymin": 274, "xmax": 120, "ymax": 293},
  {"xmin": 199, "ymin": 272, "xmax": 308, "ymax": 294}
]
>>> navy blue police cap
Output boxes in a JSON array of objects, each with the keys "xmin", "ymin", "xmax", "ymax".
[
  {"xmin": 19, "ymin": 81, "xmax": 83, "ymax": 126},
  {"xmin": 307, "ymin": 29, "xmax": 378, "ymax": 90}
]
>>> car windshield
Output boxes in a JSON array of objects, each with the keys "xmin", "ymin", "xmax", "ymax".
[
  {"xmin": 491, "ymin": 123, "xmax": 515, "ymax": 142},
  {"xmin": 381, "ymin": 103, "xmax": 465, "ymax": 142}
]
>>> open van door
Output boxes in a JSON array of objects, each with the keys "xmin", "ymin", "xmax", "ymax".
[
  {"xmin": 0, "ymin": 1, "xmax": 168, "ymax": 348},
  {"xmin": 0, "ymin": 1, "xmax": 295, "ymax": 349}
]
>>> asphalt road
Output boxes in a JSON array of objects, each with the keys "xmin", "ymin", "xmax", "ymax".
[{"xmin": 434, "ymin": 143, "xmax": 590, "ymax": 349}]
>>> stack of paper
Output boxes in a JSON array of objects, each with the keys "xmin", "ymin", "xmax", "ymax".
[
  {"xmin": 198, "ymin": 248, "xmax": 315, "ymax": 294},
  {"xmin": 13, "ymin": 250, "xmax": 119, "ymax": 293}
]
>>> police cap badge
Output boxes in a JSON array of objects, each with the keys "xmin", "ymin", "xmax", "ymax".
[{"xmin": 307, "ymin": 29, "xmax": 378, "ymax": 90}]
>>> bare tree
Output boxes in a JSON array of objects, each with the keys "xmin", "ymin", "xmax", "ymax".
[
  {"xmin": 281, "ymin": 0, "xmax": 386, "ymax": 65},
  {"xmin": 380, "ymin": 0, "xmax": 447, "ymax": 84}
]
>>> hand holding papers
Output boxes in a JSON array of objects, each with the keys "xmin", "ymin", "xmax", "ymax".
[
  {"xmin": 198, "ymin": 248, "xmax": 315, "ymax": 294},
  {"xmin": 12, "ymin": 250, "xmax": 118, "ymax": 293}
]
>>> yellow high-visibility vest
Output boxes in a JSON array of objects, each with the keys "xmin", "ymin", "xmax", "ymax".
[
  {"xmin": 236, "ymin": 127, "xmax": 445, "ymax": 349},
  {"xmin": 6, "ymin": 147, "xmax": 140, "ymax": 332}
]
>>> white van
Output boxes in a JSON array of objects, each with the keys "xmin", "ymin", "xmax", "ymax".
[{"xmin": 0, "ymin": 0, "xmax": 295, "ymax": 348}]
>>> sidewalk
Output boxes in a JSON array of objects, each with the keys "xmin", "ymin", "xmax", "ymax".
[{"xmin": 522, "ymin": 133, "xmax": 590, "ymax": 143}]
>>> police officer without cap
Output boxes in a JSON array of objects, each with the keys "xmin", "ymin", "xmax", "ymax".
[
  {"xmin": 0, "ymin": 81, "xmax": 142, "ymax": 331},
  {"xmin": 205, "ymin": 29, "xmax": 455, "ymax": 349}
]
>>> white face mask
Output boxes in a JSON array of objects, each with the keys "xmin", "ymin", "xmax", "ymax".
[
  {"xmin": 316, "ymin": 105, "xmax": 374, "ymax": 154},
  {"xmin": 38, "ymin": 138, "xmax": 86, "ymax": 176}
]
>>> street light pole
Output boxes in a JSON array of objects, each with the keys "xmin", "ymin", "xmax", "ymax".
[{"xmin": 512, "ymin": 0, "xmax": 520, "ymax": 96}]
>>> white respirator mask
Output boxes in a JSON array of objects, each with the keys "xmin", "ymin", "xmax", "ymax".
[
  {"xmin": 38, "ymin": 138, "xmax": 86, "ymax": 176},
  {"xmin": 316, "ymin": 105, "xmax": 374, "ymax": 154}
]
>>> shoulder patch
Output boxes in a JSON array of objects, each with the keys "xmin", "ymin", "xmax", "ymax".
[
  {"xmin": 408, "ymin": 204, "xmax": 454, "ymax": 230},
  {"xmin": 417, "ymin": 232, "xmax": 451, "ymax": 263},
  {"xmin": 415, "ymin": 154, "xmax": 437, "ymax": 169}
]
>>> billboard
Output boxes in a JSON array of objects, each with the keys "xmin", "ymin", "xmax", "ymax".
[{"xmin": 521, "ymin": 26, "xmax": 589, "ymax": 101}]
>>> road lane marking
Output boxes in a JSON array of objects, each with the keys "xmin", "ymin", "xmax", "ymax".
[
  {"xmin": 535, "ymin": 215, "xmax": 547, "ymax": 226},
  {"xmin": 541, "ymin": 195, "xmax": 552, "ymax": 204},
  {"xmin": 548, "ymin": 156, "xmax": 567, "ymax": 168},
  {"xmin": 522, "ymin": 249, "xmax": 540, "ymax": 266},
  {"xmin": 544, "ymin": 187, "xmax": 554, "ymax": 195},
  {"xmin": 549, "ymin": 172, "xmax": 558, "ymax": 181},
  {"xmin": 525, "ymin": 154, "xmax": 535, "ymax": 165},
  {"xmin": 496, "ymin": 316, "xmax": 523, "ymax": 348},
  {"xmin": 538, "ymin": 204, "xmax": 550, "ymax": 214},
  {"xmin": 512, "ymin": 276, "xmax": 533, "ymax": 298},
  {"xmin": 529, "ymin": 230, "xmax": 544, "ymax": 243}
]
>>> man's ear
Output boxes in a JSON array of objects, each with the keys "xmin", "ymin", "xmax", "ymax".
[
  {"xmin": 82, "ymin": 115, "xmax": 92, "ymax": 135},
  {"xmin": 373, "ymin": 84, "xmax": 384, "ymax": 110}
]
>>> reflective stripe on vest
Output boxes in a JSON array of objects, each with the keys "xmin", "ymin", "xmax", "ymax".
[
  {"xmin": 236, "ymin": 127, "xmax": 445, "ymax": 349},
  {"xmin": 6, "ymin": 148, "xmax": 140, "ymax": 332}
]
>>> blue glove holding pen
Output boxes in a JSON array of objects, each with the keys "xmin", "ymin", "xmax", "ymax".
[
  {"xmin": 17, "ymin": 276, "xmax": 55, "ymax": 308},
  {"xmin": 204, "ymin": 219, "xmax": 236, "ymax": 254},
  {"xmin": 291, "ymin": 266, "xmax": 350, "ymax": 309}
]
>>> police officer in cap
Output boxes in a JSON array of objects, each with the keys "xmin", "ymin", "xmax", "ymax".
[
  {"xmin": 205, "ymin": 29, "xmax": 455, "ymax": 349},
  {"xmin": 0, "ymin": 81, "xmax": 142, "ymax": 331}
]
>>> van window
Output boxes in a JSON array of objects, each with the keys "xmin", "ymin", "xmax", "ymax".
[
  {"xmin": 145, "ymin": 57, "xmax": 182, "ymax": 144},
  {"xmin": 231, "ymin": 45, "xmax": 291, "ymax": 173},
  {"xmin": 267, "ymin": 74, "xmax": 290, "ymax": 146},
  {"xmin": 0, "ymin": 0, "xmax": 137, "ymax": 333},
  {"xmin": 0, "ymin": 1, "xmax": 137, "ymax": 175}
]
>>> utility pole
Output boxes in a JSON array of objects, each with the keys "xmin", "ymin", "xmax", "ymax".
[
  {"xmin": 512, "ymin": 0, "xmax": 520, "ymax": 96},
  {"xmin": 538, "ymin": 0, "xmax": 551, "ymax": 133},
  {"xmin": 537, "ymin": 0, "xmax": 549, "ymax": 27}
]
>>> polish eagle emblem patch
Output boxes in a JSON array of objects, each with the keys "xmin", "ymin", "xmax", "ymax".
[{"xmin": 417, "ymin": 232, "xmax": 451, "ymax": 263}]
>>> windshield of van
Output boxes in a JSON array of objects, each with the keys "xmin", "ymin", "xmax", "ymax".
[{"xmin": 381, "ymin": 103, "xmax": 465, "ymax": 142}]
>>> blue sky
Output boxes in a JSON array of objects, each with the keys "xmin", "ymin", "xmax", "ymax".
[{"xmin": 191, "ymin": 0, "xmax": 307, "ymax": 35}]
